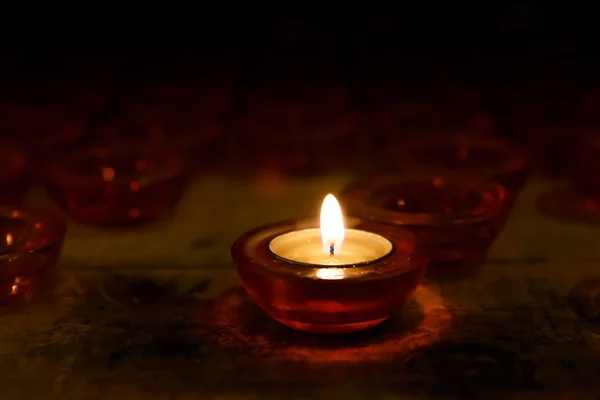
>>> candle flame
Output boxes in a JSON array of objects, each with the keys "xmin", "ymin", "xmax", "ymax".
[{"xmin": 320, "ymin": 194, "xmax": 345, "ymax": 255}]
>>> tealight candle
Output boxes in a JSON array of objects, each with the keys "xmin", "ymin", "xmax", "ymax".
[
  {"xmin": 231, "ymin": 194, "xmax": 428, "ymax": 334},
  {"xmin": 269, "ymin": 194, "xmax": 393, "ymax": 266}
]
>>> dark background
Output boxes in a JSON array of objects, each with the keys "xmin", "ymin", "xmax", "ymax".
[
  {"xmin": 2, "ymin": 4, "xmax": 600, "ymax": 179},
  {"xmin": 4, "ymin": 5, "xmax": 600, "ymax": 81}
]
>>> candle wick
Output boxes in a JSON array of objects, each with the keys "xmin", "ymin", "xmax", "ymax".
[{"xmin": 329, "ymin": 243, "xmax": 335, "ymax": 257}]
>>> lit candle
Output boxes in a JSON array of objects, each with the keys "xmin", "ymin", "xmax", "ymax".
[
  {"xmin": 231, "ymin": 193, "xmax": 427, "ymax": 333},
  {"xmin": 269, "ymin": 194, "xmax": 393, "ymax": 267}
]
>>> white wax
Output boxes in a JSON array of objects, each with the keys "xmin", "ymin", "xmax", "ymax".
[{"xmin": 269, "ymin": 228, "xmax": 393, "ymax": 266}]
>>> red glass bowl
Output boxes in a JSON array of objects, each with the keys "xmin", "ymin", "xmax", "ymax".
[
  {"xmin": 364, "ymin": 77, "xmax": 492, "ymax": 139},
  {"xmin": 364, "ymin": 74, "xmax": 479, "ymax": 116},
  {"xmin": 240, "ymin": 79, "xmax": 351, "ymax": 119},
  {"xmin": 94, "ymin": 106, "xmax": 223, "ymax": 173},
  {"xmin": 0, "ymin": 144, "xmax": 30, "ymax": 206},
  {"xmin": 233, "ymin": 113, "xmax": 356, "ymax": 175},
  {"xmin": 386, "ymin": 135, "xmax": 529, "ymax": 194},
  {"xmin": 231, "ymin": 217, "xmax": 428, "ymax": 334},
  {"xmin": 0, "ymin": 104, "xmax": 85, "ymax": 150},
  {"xmin": 507, "ymin": 97, "xmax": 582, "ymax": 177},
  {"xmin": 233, "ymin": 80, "xmax": 356, "ymax": 175},
  {"xmin": 143, "ymin": 80, "xmax": 231, "ymax": 116},
  {"xmin": 144, "ymin": 80, "xmax": 230, "ymax": 151},
  {"xmin": 570, "ymin": 134, "xmax": 600, "ymax": 201},
  {"xmin": 538, "ymin": 133, "xmax": 600, "ymax": 225},
  {"xmin": 0, "ymin": 207, "xmax": 66, "ymax": 307},
  {"xmin": 341, "ymin": 175, "xmax": 512, "ymax": 265},
  {"xmin": 45, "ymin": 145, "xmax": 188, "ymax": 226}
]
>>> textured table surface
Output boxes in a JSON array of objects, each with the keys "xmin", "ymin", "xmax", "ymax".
[{"xmin": 3, "ymin": 175, "xmax": 600, "ymax": 399}]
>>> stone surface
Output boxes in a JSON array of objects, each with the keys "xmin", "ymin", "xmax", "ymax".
[{"xmin": 2, "ymin": 176, "xmax": 600, "ymax": 399}]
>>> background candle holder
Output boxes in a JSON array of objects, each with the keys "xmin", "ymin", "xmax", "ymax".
[
  {"xmin": 362, "ymin": 74, "xmax": 492, "ymax": 150},
  {"xmin": 232, "ymin": 79, "xmax": 356, "ymax": 175},
  {"xmin": 94, "ymin": 79, "xmax": 230, "ymax": 174},
  {"xmin": 231, "ymin": 217, "xmax": 428, "ymax": 334},
  {"xmin": 44, "ymin": 145, "xmax": 188, "ymax": 226},
  {"xmin": 0, "ymin": 104, "xmax": 86, "ymax": 157},
  {"xmin": 0, "ymin": 144, "xmax": 31, "ymax": 206},
  {"xmin": 231, "ymin": 117, "xmax": 356, "ymax": 176},
  {"xmin": 537, "ymin": 133, "xmax": 600, "ymax": 224},
  {"xmin": 506, "ymin": 89, "xmax": 585, "ymax": 177},
  {"xmin": 570, "ymin": 134, "xmax": 600, "ymax": 201},
  {"xmin": 341, "ymin": 175, "xmax": 513, "ymax": 266},
  {"xmin": 0, "ymin": 207, "xmax": 66, "ymax": 307},
  {"xmin": 142, "ymin": 80, "xmax": 231, "ymax": 172},
  {"xmin": 384, "ymin": 135, "xmax": 529, "ymax": 194}
]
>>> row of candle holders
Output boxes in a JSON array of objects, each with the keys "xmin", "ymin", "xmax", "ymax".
[
  {"xmin": 5, "ymin": 130, "xmax": 600, "ymax": 225},
  {"xmin": 4, "ymin": 76, "xmax": 600, "ymax": 177},
  {"xmin": 1, "ymin": 131, "xmax": 599, "ymax": 334},
  {"xmin": 230, "ymin": 144, "xmax": 526, "ymax": 333}
]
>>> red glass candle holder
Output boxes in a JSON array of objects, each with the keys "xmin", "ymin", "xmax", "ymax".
[
  {"xmin": 540, "ymin": 133, "xmax": 600, "ymax": 224},
  {"xmin": 0, "ymin": 144, "xmax": 30, "ymax": 206},
  {"xmin": 95, "ymin": 104, "xmax": 224, "ymax": 173},
  {"xmin": 143, "ymin": 80, "xmax": 231, "ymax": 116},
  {"xmin": 365, "ymin": 73, "xmax": 479, "ymax": 116},
  {"xmin": 535, "ymin": 187, "xmax": 600, "ymax": 225},
  {"xmin": 0, "ymin": 104, "xmax": 85, "ymax": 150},
  {"xmin": 61, "ymin": 80, "xmax": 109, "ymax": 116},
  {"xmin": 386, "ymin": 135, "xmax": 529, "ymax": 194},
  {"xmin": 364, "ymin": 77, "xmax": 492, "ymax": 141},
  {"xmin": 144, "ymin": 81, "xmax": 230, "ymax": 156},
  {"xmin": 231, "ymin": 217, "xmax": 428, "ymax": 334},
  {"xmin": 341, "ymin": 175, "xmax": 513, "ymax": 265},
  {"xmin": 233, "ymin": 80, "xmax": 356, "ymax": 175},
  {"xmin": 44, "ymin": 145, "xmax": 188, "ymax": 226},
  {"xmin": 570, "ymin": 134, "xmax": 600, "ymax": 201},
  {"xmin": 507, "ymin": 96, "xmax": 584, "ymax": 177},
  {"xmin": 0, "ymin": 207, "xmax": 66, "ymax": 307},
  {"xmin": 232, "ymin": 116, "xmax": 355, "ymax": 176},
  {"xmin": 0, "ymin": 104, "xmax": 86, "ymax": 180}
]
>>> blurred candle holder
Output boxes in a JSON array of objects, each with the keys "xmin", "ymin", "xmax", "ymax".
[
  {"xmin": 44, "ymin": 145, "xmax": 188, "ymax": 226},
  {"xmin": 0, "ymin": 104, "xmax": 86, "ymax": 154},
  {"xmin": 341, "ymin": 175, "xmax": 513, "ymax": 266},
  {"xmin": 538, "ymin": 134, "xmax": 600, "ymax": 224},
  {"xmin": 232, "ymin": 80, "xmax": 356, "ymax": 175},
  {"xmin": 0, "ymin": 207, "xmax": 66, "ymax": 307},
  {"xmin": 143, "ymin": 81, "xmax": 231, "ymax": 170},
  {"xmin": 507, "ymin": 93, "xmax": 587, "ymax": 177},
  {"xmin": 97, "ymin": 80, "xmax": 231, "ymax": 173},
  {"xmin": 385, "ymin": 135, "xmax": 529, "ymax": 194},
  {"xmin": 232, "ymin": 195, "xmax": 428, "ymax": 334},
  {"xmin": 364, "ymin": 77, "xmax": 492, "ymax": 145},
  {"xmin": 233, "ymin": 117, "xmax": 355, "ymax": 176},
  {"xmin": 571, "ymin": 134, "xmax": 600, "ymax": 201},
  {"xmin": 62, "ymin": 81, "xmax": 109, "ymax": 117},
  {"xmin": 0, "ymin": 144, "xmax": 31, "ymax": 206}
]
